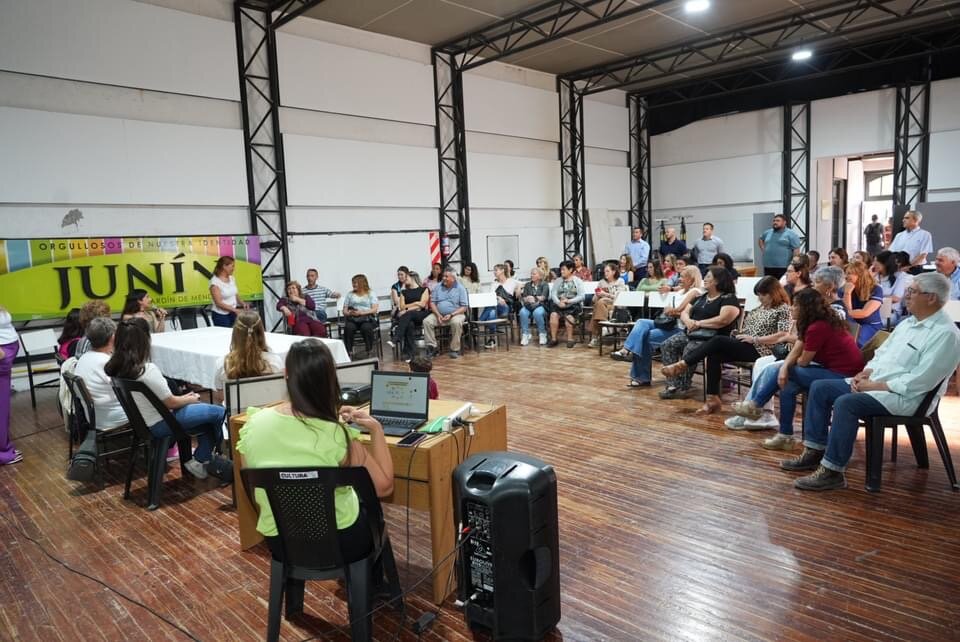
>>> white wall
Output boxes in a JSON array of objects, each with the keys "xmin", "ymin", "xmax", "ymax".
[{"xmin": 928, "ymin": 77, "xmax": 960, "ymax": 202}]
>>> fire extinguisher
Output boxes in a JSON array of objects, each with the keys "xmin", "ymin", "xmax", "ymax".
[{"xmin": 441, "ymin": 235, "xmax": 451, "ymax": 257}]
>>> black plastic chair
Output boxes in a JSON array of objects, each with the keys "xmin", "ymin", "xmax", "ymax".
[
  {"xmin": 62, "ymin": 372, "xmax": 135, "ymax": 488},
  {"xmin": 241, "ymin": 466, "xmax": 402, "ymax": 642},
  {"xmin": 862, "ymin": 378, "xmax": 958, "ymax": 493},
  {"xmin": 110, "ymin": 378, "xmax": 198, "ymax": 510},
  {"xmin": 172, "ymin": 306, "xmax": 211, "ymax": 330}
]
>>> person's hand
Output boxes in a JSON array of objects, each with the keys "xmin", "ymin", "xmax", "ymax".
[
  {"xmin": 442, "ymin": 314, "xmax": 451, "ymax": 322},
  {"xmin": 156, "ymin": 308, "xmax": 168, "ymax": 319},
  {"xmin": 658, "ymin": 284, "xmax": 671, "ymax": 294},
  {"xmin": 340, "ymin": 406, "xmax": 382, "ymax": 432},
  {"xmin": 739, "ymin": 334, "xmax": 754, "ymax": 345},
  {"xmin": 777, "ymin": 365, "xmax": 789, "ymax": 389},
  {"xmin": 280, "ymin": 306, "xmax": 292, "ymax": 316},
  {"xmin": 684, "ymin": 318, "xmax": 697, "ymax": 331},
  {"xmin": 497, "ymin": 297, "xmax": 506, "ymax": 306},
  {"xmin": 332, "ymin": 292, "xmax": 342, "ymax": 299}
]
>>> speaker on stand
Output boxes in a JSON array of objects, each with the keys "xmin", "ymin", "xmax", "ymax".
[{"xmin": 453, "ymin": 452, "xmax": 561, "ymax": 640}]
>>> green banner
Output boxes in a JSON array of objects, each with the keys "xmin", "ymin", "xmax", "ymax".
[{"xmin": 0, "ymin": 235, "xmax": 263, "ymax": 321}]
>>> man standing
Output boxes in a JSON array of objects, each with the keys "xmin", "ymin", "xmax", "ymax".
[
  {"xmin": 658, "ymin": 227, "xmax": 687, "ymax": 259},
  {"xmin": 889, "ymin": 210, "xmax": 933, "ymax": 274},
  {"xmin": 757, "ymin": 214, "xmax": 802, "ymax": 279},
  {"xmin": 303, "ymin": 268, "xmax": 341, "ymax": 322},
  {"xmin": 863, "ymin": 214, "xmax": 884, "ymax": 256},
  {"xmin": 934, "ymin": 247, "xmax": 960, "ymax": 300},
  {"xmin": 780, "ymin": 272, "xmax": 960, "ymax": 491},
  {"xmin": 624, "ymin": 227, "xmax": 650, "ymax": 279},
  {"xmin": 422, "ymin": 267, "xmax": 469, "ymax": 359},
  {"xmin": 692, "ymin": 223, "xmax": 724, "ymax": 276}
]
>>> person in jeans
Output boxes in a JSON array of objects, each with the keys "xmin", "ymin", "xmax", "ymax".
[
  {"xmin": 783, "ymin": 272, "xmax": 960, "ymax": 491},
  {"xmin": 342, "ymin": 274, "xmax": 379, "ymax": 354},
  {"xmin": 423, "ymin": 267, "xmax": 469, "ymax": 359},
  {"xmin": 731, "ymin": 288, "xmax": 864, "ymax": 450},
  {"xmin": 519, "ymin": 267, "xmax": 550, "ymax": 346},
  {"xmin": 757, "ymin": 213, "xmax": 802, "ymax": 279},
  {"xmin": 479, "ymin": 264, "xmax": 519, "ymax": 349},
  {"xmin": 303, "ymin": 268, "xmax": 341, "ymax": 322},
  {"xmin": 104, "ymin": 318, "xmax": 225, "ymax": 479},
  {"xmin": 209, "ymin": 256, "xmax": 248, "ymax": 328},
  {"xmin": 842, "ymin": 262, "xmax": 883, "ymax": 347}
]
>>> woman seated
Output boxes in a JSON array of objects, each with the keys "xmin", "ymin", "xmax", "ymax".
[
  {"xmin": 662, "ymin": 256, "xmax": 689, "ymax": 291},
  {"xmin": 635, "ymin": 261, "xmax": 668, "ymax": 292},
  {"xmin": 278, "ymin": 281, "xmax": 327, "ymax": 337},
  {"xmin": 873, "ymin": 250, "xmax": 908, "ymax": 325},
  {"xmin": 458, "ymin": 262, "xmax": 481, "ymax": 294},
  {"xmin": 236, "ymin": 339, "xmax": 394, "ymax": 562},
  {"xmin": 547, "ymin": 260, "xmax": 585, "ymax": 348},
  {"xmin": 661, "ymin": 255, "xmax": 678, "ymax": 283},
  {"xmin": 121, "ymin": 289, "xmax": 167, "ymax": 333},
  {"xmin": 396, "ymin": 271, "xmax": 431, "ymax": 361},
  {"xmin": 618, "ymin": 254, "xmax": 635, "ymax": 286},
  {"xmin": 658, "ymin": 267, "xmax": 741, "ymax": 402},
  {"xmin": 731, "ymin": 288, "xmax": 864, "ymax": 451},
  {"xmin": 711, "ymin": 252, "xmax": 740, "ymax": 283},
  {"xmin": 536, "ymin": 256, "xmax": 555, "ymax": 284},
  {"xmin": 519, "ymin": 267, "xmax": 551, "ymax": 346},
  {"xmin": 343, "ymin": 274, "xmax": 379, "ymax": 354},
  {"xmin": 572, "ymin": 254, "xmax": 593, "ymax": 281},
  {"xmin": 827, "ymin": 247, "xmax": 848, "ymax": 269},
  {"xmin": 479, "ymin": 263, "xmax": 520, "ymax": 348},
  {"xmin": 841, "ymin": 262, "xmax": 883, "ymax": 347},
  {"xmin": 57, "ymin": 308, "xmax": 83, "ymax": 359},
  {"xmin": 213, "ymin": 311, "xmax": 285, "ymax": 404},
  {"xmin": 104, "ymin": 318, "xmax": 225, "ymax": 478},
  {"xmin": 783, "ymin": 256, "xmax": 811, "ymax": 301},
  {"xmin": 661, "ymin": 276, "xmax": 792, "ymax": 414},
  {"xmin": 852, "ymin": 250, "xmax": 871, "ymax": 265},
  {"xmin": 611, "ymin": 266, "xmax": 703, "ymax": 387},
  {"xmin": 423, "ymin": 263, "xmax": 443, "ymax": 293},
  {"xmin": 587, "ymin": 261, "xmax": 628, "ymax": 348}
]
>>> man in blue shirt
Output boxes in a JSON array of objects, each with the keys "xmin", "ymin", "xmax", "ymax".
[
  {"xmin": 889, "ymin": 210, "xmax": 933, "ymax": 274},
  {"xmin": 758, "ymin": 214, "xmax": 802, "ymax": 279},
  {"xmin": 781, "ymin": 272, "xmax": 960, "ymax": 491},
  {"xmin": 935, "ymin": 247, "xmax": 960, "ymax": 300},
  {"xmin": 423, "ymin": 267, "xmax": 469, "ymax": 359},
  {"xmin": 658, "ymin": 227, "xmax": 687, "ymax": 259},
  {"xmin": 624, "ymin": 227, "xmax": 650, "ymax": 279}
]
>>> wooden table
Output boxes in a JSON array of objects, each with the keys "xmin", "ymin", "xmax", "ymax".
[{"xmin": 229, "ymin": 400, "xmax": 508, "ymax": 604}]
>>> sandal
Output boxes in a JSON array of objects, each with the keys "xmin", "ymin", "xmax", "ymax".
[
  {"xmin": 610, "ymin": 350, "xmax": 632, "ymax": 362},
  {"xmin": 661, "ymin": 361, "xmax": 689, "ymax": 378},
  {"xmin": 695, "ymin": 396, "xmax": 723, "ymax": 415},
  {"xmin": 627, "ymin": 380, "xmax": 651, "ymax": 388}
]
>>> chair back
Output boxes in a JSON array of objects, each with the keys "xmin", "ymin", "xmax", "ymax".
[
  {"xmin": 879, "ymin": 297, "xmax": 893, "ymax": 326},
  {"xmin": 20, "ymin": 328, "xmax": 59, "ymax": 357},
  {"xmin": 224, "ymin": 372, "xmax": 288, "ymax": 418},
  {"xmin": 735, "ymin": 277, "xmax": 761, "ymax": 312},
  {"xmin": 173, "ymin": 307, "xmax": 209, "ymax": 330},
  {"xmin": 581, "ymin": 281, "xmax": 601, "ymax": 294},
  {"xmin": 63, "ymin": 371, "xmax": 96, "ymax": 430},
  {"xmin": 241, "ymin": 466, "xmax": 385, "ymax": 569},
  {"xmin": 110, "ymin": 377, "xmax": 190, "ymax": 443},
  {"xmin": 612, "ymin": 291, "xmax": 645, "ymax": 308},
  {"xmin": 944, "ymin": 300, "xmax": 960, "ymax": 324},
  {"xmin": 335, "ymin": 296, "xmax": 346, "ymax": 319},
  {"xmin": 468, "ymin": 291, "xmax": 497, "ymax": 309},
  {"xmin": 645, "ymin": 291, "xmax": 675, "ymax": 309},
  {"xmin": 913, "ymin": 378, "xmax": 949, "ymax": 419}
]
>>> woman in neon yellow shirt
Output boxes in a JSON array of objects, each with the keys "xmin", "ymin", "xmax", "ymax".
[{"xmin": 237, "ymin": 339, "xmax": 394, "ymax": 560}]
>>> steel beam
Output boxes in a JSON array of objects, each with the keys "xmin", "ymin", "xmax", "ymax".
[
  {"xmin": 628, "ymin": 94, "xmax": 651, "ymax": 237},
  {"xmin": 559, "ymin": 78, "xmax": 587, "ymax": 260},
  {"xmin": 782, "ymin": 102, "xmax": 811, "ymax": 249},
  {"xmin": 893, "ymin": 65, "xmax": 932, "ymax": 211}
]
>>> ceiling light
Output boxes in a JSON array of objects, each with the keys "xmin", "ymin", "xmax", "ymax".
[
  {"xmin": 684, "ymin": 0, "xmax": 710, "ymax": 13},
  {"xmin": 792, "ymin": 49, "xmax": 813, "ymax": 61}
]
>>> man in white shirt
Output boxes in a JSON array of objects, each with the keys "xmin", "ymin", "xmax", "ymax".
[
  {"xmin": 624, "ymin": 227, "xmax": 650, "ymax": 279},
  {"xmin": 781, "ymin": 272, "xmax": 960, "ymax": 491},
  {"xmin": 934, "ymin": 247, "xmax": 960, "ymax": 301},
  {"xmin": 74, "ymin": 317, "xmax": 127, "ymax": 430},
  {"xmin": 889, "ymin": 210, "xmax": 934, "ymax": 274}
]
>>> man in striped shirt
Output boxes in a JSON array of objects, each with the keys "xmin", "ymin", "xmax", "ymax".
[{"xmin": 303, "ymin": 268, "xmax": 340, "ymax": 322}]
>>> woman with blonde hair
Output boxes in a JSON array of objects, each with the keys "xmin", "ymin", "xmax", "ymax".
[
  {"xmin": 842, "ymin": 261, "xmax": 883, "ymax": 347},
  {"xmin": 343, "ymin": 273, "xmax": 379, "ymax": 354},
  {"xmin": 277, "ymin": 280, "xmax": 326, "ymax": 337},
  {"xmin": 536, "ymin": 256, "xmax": 555, "ymax": 283},
  {"xmin": 619, "ymin": 254, "xmax": 635, "ymax": 285},
  {"xmin": 213, "ymin": 311, "xmax": 284, "ymax": 403}
]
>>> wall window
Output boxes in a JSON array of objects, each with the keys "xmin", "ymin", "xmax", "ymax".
[{"xmin": 864, "ymin": 172, "xmax": 893, "ymax": 200}]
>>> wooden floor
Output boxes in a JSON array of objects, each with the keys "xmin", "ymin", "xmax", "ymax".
[{"xmin": 2, "ymin": 342, "xmax": 960, "ymax": 641}]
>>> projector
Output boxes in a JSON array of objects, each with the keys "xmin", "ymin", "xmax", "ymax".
[{"xmin": 340, "ymin": 384, "xmax": 372, "ymax": 405}]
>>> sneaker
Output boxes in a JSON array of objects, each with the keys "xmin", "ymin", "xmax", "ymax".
[
  {"xmin": 539, "ymin": 334, "xmax": 548, "ymax": 346},
  {"xmin": 794, "ymin": 465, "xmax": 848, "ymax": 491},
  {"xmin": 588, "ymin": 337, "xmax": 599, "ymax": 348},
  {"xmin": 166, "ymin": 445, "xmax": 180, "ymax": 462},
  {"xmin": 184, "ymin": 458, "xmax": 209, "ymax": 479},
  {"xmin": 566, "ymin": 341, "xmax": 577, "ymax": 348},
  {"xmin": 609, "ymin": 350, "xmax": 632, "ymax": 362},
  {"xmin": 484, "ymin": 339, "xmax": 497, "ymax": 349},
  {"xmin": 386, "ymin": 340, "xmax": 395, "ymax": 348},
  {"xmin": 520, "ymin": 333, "xmax": 531, "ymax": 346},
  {"xmin": 426, "ymin": 345, "xmax": 438, "ymax": 357},
  {"xmin": 763, "ymin": 433, "xmax": 797, "ymax": 450},
  {"xmin": 658, "ymin": 387, "xmax": 690, "ymax": 400},
  {"xmin": 744, "ymin": 412, "xmax": 779, "ymax": 430},
  {"xmin": 732, "ymin": 400, "xmax": 763, "ymax": 420},
  {"xmin": 5, "ymin": 451, "xmax": 23, "ymax": 465},
  {"xmin": 724, "ymin": 415, "xmax": 747, "ymax": 430},
  {"xmin": 780, "ymin": 447, "xmax": 823, "ymax": 471},
  {"xmin": 448, "ymin": 351, "xmax": 460, "ymax": 359}
]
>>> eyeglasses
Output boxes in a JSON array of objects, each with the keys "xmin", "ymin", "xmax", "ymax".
[{"xmin": 905, "ymin": 287, "xmax": 930, "ymax": 296}]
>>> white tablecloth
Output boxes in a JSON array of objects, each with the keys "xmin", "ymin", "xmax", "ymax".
[{"xmin": 150, "ymin": 327, "xmax": 350, "ymax": 389}]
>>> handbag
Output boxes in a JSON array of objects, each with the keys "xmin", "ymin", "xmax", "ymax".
[
  {"xmin": 687, "ymin": 328, "xmax": 718, "ymax": 341},
  {"xmin": 653, "ymin": 313, "xmax": 676, "ymax": 330},
  {"xmin": 205, "ymin": 454, "xmax": 234, "ymax": 484},
  {"xmin": 772, "ymin": 342, "xmax": 791, "ymax": 360},
  {"xmin": 612, "ymin": 307, "xmax": 632, "ymax": 324}
]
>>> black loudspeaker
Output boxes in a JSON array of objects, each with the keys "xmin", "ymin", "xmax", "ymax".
[{"xmin": 453, "ymin": 452, "xmax": 561, "ymax": 640}]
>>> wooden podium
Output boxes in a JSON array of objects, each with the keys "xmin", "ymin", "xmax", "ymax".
[{"xmin": 229, "ymin": 400, "xmax": 508, "ymax": 604}]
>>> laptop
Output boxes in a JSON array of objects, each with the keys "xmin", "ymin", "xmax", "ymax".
[{"xmin": 364, "ymin": 371, "xmax": 430, "ymax": 437}]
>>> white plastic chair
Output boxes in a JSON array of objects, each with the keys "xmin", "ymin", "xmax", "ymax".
[
  {"xmin": 597, "ymin": 291, "xmax": 646, "ymax": 355},
  {"xmin": 223, "ymin": 372, "xmax": 288, "ymax": 419},
  {"xmin": 19, "ymin": 328, "xmax": 61, "ymax": 409}
]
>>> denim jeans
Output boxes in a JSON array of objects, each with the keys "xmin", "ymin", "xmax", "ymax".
[
  {"xmin": 750, "ymin": 364, "xmax": 848, "ymax": 436},
  {"xmin": 519, "ymin": 306, "xmax": 546, "ymax": 334},
  {"xmin": 480, "ymin": 304, "xmax": 510, "ymax": 335},
  {"xmin": 212, "ymin": 312, "xmax": 236, "ymax": 328},
  {"xmin": 803, "ymin": 379, "xmax": 889, "ymax": 471},
  {"xmin": 149, "ymin": 403, "xmax": 225, "ymax": 463},
  {"xmin": 625, "ymin": 319, "xmax": 681, "ymax": 383}
]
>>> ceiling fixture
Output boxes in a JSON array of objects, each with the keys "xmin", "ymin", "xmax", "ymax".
[
  {"xmin": 684, "ymin": 0, "xmax": 710, "ymax": 13},
  {"xmin": 792, "ymin": 49, "xmax": 813, "ymax": 61}
]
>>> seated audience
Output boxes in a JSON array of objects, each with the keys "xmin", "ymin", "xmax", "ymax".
[
  {"xmin": 213, "ymin": 311, "xmax": 284, "ymax": 403},
  {"xmin": 395, "ymin": 271, "xmax": 430, "ymax": 362},
  {"xmin": 663, "ymin": 256, "xmax": 689, "ymax": 291},
  {"xmin": 236, "ymin": 339, "xmax": 393, "ymax": 559},
  {"xmin": 73, "ymin": 317, "xmax": 127, "ymax": 430},
  {"xmin": 934, "ymin": 247, "xmax": 960, "ymax": 300},
  {"xmin": 782, "ymin": 272, "xmax": 960, "ymax": 491},
  {"xmin": 121, "ymin": 290, "xmax": 167, "ymax": 333},
  {"xmin": 536, "ymin": 256, "xmax": 555, "ymax": 283},
  {"xmin": 731, "ymin": 288, "xmax": 864, "ymax": 450},
  {"xmin": 827, "ymin": 247, "xmax": 848, "ymax": 268},
  {"xmin": 57, "ymin": 308, "xmax": 83, "ymax": 359},
  {"xmin": 458, "ymin": 262, "xmax": 481, "ymax": 294},
  {"xmin": 572, "ymin": 254, "xmax": 593, "ymax": 281},
  {"xmin": 409, "ymin": 355, "xmax": 438, "ymax": 400},
  {"xmin": 784, "ymin": 256, "xmax": 811, "ymax": 301},
  {"xmin": 611, "ymin": 266, "xmax": 703, "ymax": 387},
  {"xmin": 388, "ymin": 266, "xmax": 410, "ymax": 323},
  {"xmin": 423, "ymin": 267, "xmax": 469, "ymax": 359},
  {"xmin": 636, "ymin": 261, "xmax": 668, "ymax": 292},
  {"xmin": 711, "ymin": 252, "xmax": 740, "ymax": 282},
  {"xmin": 277, "ymin": 281, "xmax": 326, "ymax": 337},
  {"xmin": 586, "ymin": 262, "xmax": 628, "ymax": 348},
  {"xmin": 807, "ymin": 250, "xmax": 821, "ymax": 273},
  {"xmin": 479, "ymin": 263, "xmax": 520, "ymax": 348},
  {"xmin": 303, "ymin": 268, "xmax": 340, "ymax": 322},
  {"xmin": 548, "ymin": 260, "xmax": 585, "ymax": 348},
  {"xmin": 423, "ymin": 263, "xmax": 443, "ymax": 292},
  {"xmin": 619, "ymin": 254, "xmax": 635, "ymax": 286},
  {"xmin": 342, "ymin": 274, "xmax": 379, "ymax": 354},
  {"xmin": 873, "ymin": 250, "xmax": 909, "ymax": 324},
  {"xmin": 841, "ymin": 262, "xmax": 883, "ymax": 347},
  {"xmin": 661, "ymin": 276, "xmax": 792, "ymax": 414},
  {"xmin": 73, "ymin": 300, "xmax": 112, "ymax": 358},
  {"xmin": 519, "ymin": 267, "xmax": 550, "ymax": 346},
  {"xmin": 503, "ymin": 259, "xmax": 515, "ymax": 278},
  {"xmin": 661, "ymin": 254, "xmax": 678, "ymax": 283},
  {"xmin": 852, "ymin": 250, "xmax": 871, "ymax": 265},
  {"xmin": 658, "ymin": 267, "xmax": 740, "ymax": 401},
  {"xmin": 104, "ymin": 318, "xmax": 225, "ymax": 479}
]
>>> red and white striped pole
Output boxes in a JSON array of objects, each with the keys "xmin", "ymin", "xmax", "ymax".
[{"xmin": 428, "ymin": 231, "xmax": 441, "ymax": 266}]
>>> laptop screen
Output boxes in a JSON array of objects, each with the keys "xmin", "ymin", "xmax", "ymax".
[
  {"xmin": 370, "ymin": 371, "xmax": 429, "ymax": 417},
  {"xmin": 336, "ymin": 358, "xmax": 378, "ymax": 388}
]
